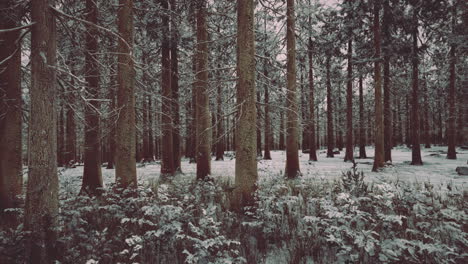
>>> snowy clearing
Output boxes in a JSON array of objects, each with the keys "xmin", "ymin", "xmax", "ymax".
[{"xmin": 60, "ymin": 146, "xmax": 468, "ymax": 193}]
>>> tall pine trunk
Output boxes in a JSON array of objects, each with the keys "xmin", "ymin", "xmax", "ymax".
[
  {"xmin": 326, "ymin": 55, "xmax": 334, "ymax": 158},
  {"xmin": 82, "ymin": 0, "xmax": 103, "ymax": 194},
  {"xmin": 285, "ymin": 0, "xmax": 300, "ymax": 178},
  {"xmin": 115, "ymin": 0, "xmax": 137, "ymax": 187},
  {"xmin": 358, "ymin": 75, "xmax": 367, "ymax": 158},
  {"xmin": 24, "ymin": 0, "xmax": 59, "ymax": 261},
  {"xmin": 372, "ymin": 0, "xmax": 385, "ymax": 171},
  {"xmin": 171, "ymin": 0, "xmax": 181, "ymax": 171},
  {"xmin": 344, "ymin": 4, "xmax": 354, "ymax": 162},
  {"xmin": 195, "ymin": 0, "xmax": 211, "ymax": 179},
  {"xmin": 0, "ymin": 0, "xmax": 22, "ymax": 210},
  {"xmin": 263, "ymin": 58, "xmax": 272, "ymax": 159},
  {"xmin": 410, "ymin": 7, "xmax": 422, "ymax": 165},
  {"xmin": 233, "ymin": 0, "xmax": 258, "ymax": 210},
  {"xmin": 215, "ymin": 66, "xmax": 225, "ymax": 161},
  {"xmin": 382, "ymin": 0, "xmax": 392, "ymax": 162},
  {"xmin": 308, "ymin": 38, "xmax": 317, "ymax": 161},
  {"xmin": 446, "ymin": 5, "xmax": 457, "ymax": 159},
  {"xmin": 161, "ymin": 0, "xmax": 175, "ymax": 176}
]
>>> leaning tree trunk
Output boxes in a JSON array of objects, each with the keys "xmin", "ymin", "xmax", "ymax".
[
  {"xmin": 233, "ymin": 0, "xmax": 258, "ymax": 211},
  {"xmin": 382, "ymin": 0, "xmax": 392, "ymax": 162},
  {"xmin": 446, "ymin": 6, "xmax": 457, "ymax": 160},
  {"xmin": 24, "ymin": 0, "xmax": 59, "ymax": 261},
  {"xmin": 308, "ymin": 38, "xmax": 317, "ymax": 161},
  {"xmin": 0, "ymin": 0, "xmax": 22, "ymax": 211},
  {"xmin": 326, "ymin": 55, "xmax": 334, "ymax": 158},
  {"xmin": 372, "ymin": 0, "xmax": 385, "ymax": 171},
  {"xmin": 410, "ymin": 8, "xmax": 422, "ymax": 165},
  {"xmin": 285, "ymin": 0, "xmax": 300, "ymax": 178},
  {"xmin": 195, "ymin": 0, "xmax": 211, "ymax": 179},
  {"xmin": 115, "ymin": 0, "xmax": 137, "ymax": 187},
  {"xmin": 82, "ymin": 0, "xmax": 103, "ymax": 195}
]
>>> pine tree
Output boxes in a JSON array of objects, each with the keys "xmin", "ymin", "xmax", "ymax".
[
  {"xmin": 0, "ymin": 0, "xmax": 22, "ymax": 210},
  {"xmin": 233, "ymin": 0, "xmax": 258, "ymax": 210},
  {"xmin": 81, "ymin": 0, "xmax": 103, "ymax": 194},
  {"xmin": 372, "ymin": 0, "xmax": 385, "ymax": 171},
  {"xmin": 285, "ymin": 0, "xmax": 300, "ymax": 178},
  {"xmin": 24, "ymin": 0, "xmax": 59, "ymax": 261},
  {"xmin": 195, "ymin": 0, "xmax": 211, "ymax": 179},
  {"xmin": 115, "ymin": 0, "xmax": 137, "ymax": 187}
]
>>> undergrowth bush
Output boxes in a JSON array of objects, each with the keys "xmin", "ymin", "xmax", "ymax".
[{"xmin": 1, "ymin": 165, "xmax": 467, "ymax": 264}]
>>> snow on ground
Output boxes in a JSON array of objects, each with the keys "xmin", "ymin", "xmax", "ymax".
[{"xmin": 60, "ymin": 146, "xmax": 468, "ymax": 194}]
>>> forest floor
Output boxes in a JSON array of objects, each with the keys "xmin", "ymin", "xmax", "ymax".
[{"xmin": 61, "ymin": 145, "xmax": 468, "ymax": 193}]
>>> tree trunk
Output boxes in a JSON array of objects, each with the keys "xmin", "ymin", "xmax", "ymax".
[
  {"xmin": 0, "ymin": 0, "xmax": 22, "ymax": 210},
  {"xmin": 263, "ymin": 54, "xmax": 272, "ymax": 160},
  {"xmin": 410, "ymin": 8, "xmax": 422, "ymax": 165},
  {"xmin": 195, "ymin": 0, "xmax": 211, "ymax": 179},
  {"xmin": 115, "ymin": 0, "xmax": 137, "ymax": 187},
  {"xmin": 308, "ymin": 38, "xmax": 318, "ymax": 161},
  {"xmin": 423, "ymin": 76, "xmax": 431, "ymax": 148},
  {"xmin": 382, "ymin": 0, "xmax": 392, "ymax": 162},
  {"xmin": 326, "ymin": 55, "xmax": 334, "ymax": 158},
  {"xmin": 284, "ymin": 0, "xmax": 300, "ymax": 178},
  {"xmin": 215, "ymin": 66, "xmax": 225, "ymax": 161},
  {"xmin": 336, "ymin": 80, "xmax": 343, "ymax": 151},
  {"xmin": 257, "ymin": 91, "xmax": 263, "ymax": 157},
  {"xmin": 171, "ymin": 0, "xmax": 181, "ymax": 172},
  {"xmin": 446, "ymin": 6, "xmax": 457, "ymax": 159},
  {"xmin": 160, "ymin": 0, "xmax": 175, "ymax": 176},
  {"xmin": 106, "ymin": 84, "xmax": 115, "ymax": 169},
  {"xmin": 279, "ymin": 107, "xmax": 285, "ymax": 150},
  {"xmin": 24, "ymin": 0, "xmax": 59, "ymax": 261},
  {"xmin": 57, "ymin": 105, "xmax": 65, "ymax": 166},
  {"xmin": 344, "ymin": 8, "xmax": 354, "ymax": 162},
  {"xmin": 358, "ymin": 75, "xmax": 367, "ymax": 158},
  {"xmin": 82, "ymin": 0, "xmax": 103, "ymax": 195},
  {"xmin": 233, "ymin": 0, "xmax": 258, "ymax": 211},
  {"xmin": 372, "ymin": 0, "xmax": 385, "ymax": 171},
  {"xmin": 148, "ymin": 95, "xmax": 154, "ymax": 160}
]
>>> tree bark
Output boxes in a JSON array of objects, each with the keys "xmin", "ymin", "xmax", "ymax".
[
  {"xmin": 308, "ymin": 38, "xmax": 318, "ymax": 161},
  {"xmin": 326, "ymin": 55, "xmax": 334, "ymax": 158},
  {"xmin": 358, "ymin": 75, "xmax": 367, "ymax": 158},
  {"xmin": 233, "ymin": 0, "xmax": 258, "ymax": 211},
  {"xmin": 195, "ymin": 0, "xmax": 211, "ymax": 179},
  {"xmin": 171, "ymin": 0, "xmax": 181, "ymax": 171},
  {"xmin": 215, "ymin": 66, "xmax": 225, "ymax": 161},
  {"xmin": 160, "ymin": 0, "xmax": 175, "ymax": 176},
  {"xmin": 372, "ymin": 0, "xmax": 385, "ymax": 171},
  {"xmin": 24, "ymin": 0, "xmax": 59, "ymax": 261},
  {"xmin": 382, "ymin": 0, "xmax": 392, "ymax": 162},
  {"xmin": 279, "ymin": 106, "xmax": 285, "ymax": 150},
  {"xmin": 344, "ymin": 5, "xmax": 354, "ymax": 162},
  {"xmin": 410, "ymin": 7, "xmax": 422, "ymax": 165},
  {"xmin": 285, "ymin": 0, "xmax": 300, "ymax": 178},
  {"xmin": 0, "ymin": 0, "xmax": 22, "ymax": 210},
  {"xmin": 257, "ymin": 90, "xmax": 262, "ymax": 157},
  {"xmin": 263, "ymin": 53, "xmax": 272, "ymax": 160},
  {"xmin": 446, "ymin": 6, "xmax": 457, "ymax": 159},
  {"xmin": 115, "ymin": 0, "xmax": 137, "ymax": 187},
  {"xmin": 82, "ymin": 0, "xmax": 103, "ymax": 194}
]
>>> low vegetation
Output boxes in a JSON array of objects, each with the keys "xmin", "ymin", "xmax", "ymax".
[{"xmin": 1, "ymin": 165, "xmax": 467, "ymax": 263}]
